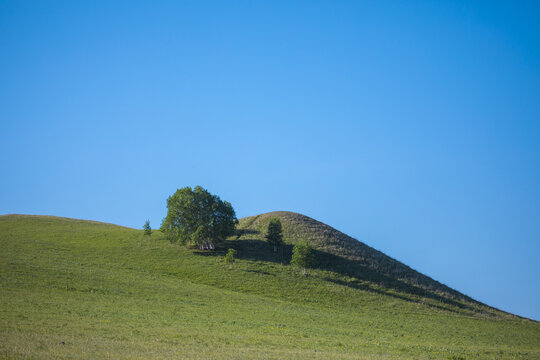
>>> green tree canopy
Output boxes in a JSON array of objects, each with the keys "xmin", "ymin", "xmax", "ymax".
[
  {"xmin": 265, "ymin": 218, "xmax": 283, "ymax": 252},
  {"xmin": 160, "ymin": 186, "xmax": 237, "ymax": 249},
  {"xmin": 291, "ymin": 239, "xmax": 314, "ymax": 275},
  {"xmin": 143, "ymin": 220, "xmax": 152, "ymax": 237}
]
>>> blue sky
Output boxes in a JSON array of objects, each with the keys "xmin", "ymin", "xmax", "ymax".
[{"xmin": 1, "ymin": 1, "xmax": 539, "ymax": 320}]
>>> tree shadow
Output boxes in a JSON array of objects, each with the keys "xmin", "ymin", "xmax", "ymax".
[
  {"xmin": 315, "ymin": 248, "xmax": 480, "ymax": 313},
  {"xmin": 222, "ymin": 238, "xmax": 295, "ymax": 264},
  {"xmin": 322, "ymin": 277, "xmax": 462, "ymax": 314},
  {"xmin": 244, "ymin": 269, "xmax": 275, "ymax": 276},
  {"xmin": 235, "ymin": 229, "xmax": 260, "ymax": 238},
  {"xmin": 194, "ymin": 235, "xmax": 480, "ymax": 314}
]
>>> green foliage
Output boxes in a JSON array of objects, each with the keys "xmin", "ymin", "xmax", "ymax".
[
  {"xmin": 143, "ymin": 220, "xmax": 152, "ymax": 236},
  {"xmin": 160, "ymin": 186, "xmax": 237, "ymax": 249},
  {"xmin": 291, "ymin": 239, "xmax": 314, "ymax": 275},
  {"xmin": 224, "ymin": 248, "xmax": 237, "ymax": 268},
  {"xmin": 265, "ymin": 218, "xmax": 283, "ymax": 251}
]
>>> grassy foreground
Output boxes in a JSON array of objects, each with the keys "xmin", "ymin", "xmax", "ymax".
[{"xmin": 0, "ymin": 215, "xmax": 539, "ymax": 359}]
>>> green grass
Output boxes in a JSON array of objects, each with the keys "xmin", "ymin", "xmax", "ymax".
[{"xmin": 1, "ymin": 214, "xmax": 539, "ymax": 359}]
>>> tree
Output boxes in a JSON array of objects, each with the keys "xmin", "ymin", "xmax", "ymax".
[
  {"xmin": 160, "ymin": 186, "xmax": 237, "ymax": 249},
  {"xmin": 265, "ymin": 218, "xmax": 283, "ymax": 252},
  {"xmin": 143, "ymin": 220, "xmax": 152, "ymax": 237},
  {"xmin": 291, "ymin": 239, "xmax": 313, "ymax": 275},
  {"xmin": 224, "ymin": 248, "xmax": 237, "ymax": 269}
]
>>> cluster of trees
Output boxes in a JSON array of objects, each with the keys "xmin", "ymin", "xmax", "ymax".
[{"xmin": 146, "ymin": 186, "xmax": 313, "ymax": 274}]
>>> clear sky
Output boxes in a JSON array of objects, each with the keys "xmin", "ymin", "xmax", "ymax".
[{"xmin": 1, "ymin": 1, "xmax": 539, "ymax": 320}]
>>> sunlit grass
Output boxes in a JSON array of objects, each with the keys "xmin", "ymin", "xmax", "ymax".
[{"xmin": 1, "ymin": 215, "xmax": 538, "ymax": 359}]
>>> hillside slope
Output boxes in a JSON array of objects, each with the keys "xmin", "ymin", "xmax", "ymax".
[
  {"xmin": 1, "ymin": 214, "xmax": 539, "ymax": 359},
  {"xmin": 236, "ymin": 212, "xmax": 478, "ymax": 306}
]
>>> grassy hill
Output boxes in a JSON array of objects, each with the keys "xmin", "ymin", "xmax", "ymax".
[
  {"xmin": 236, "ymin": 212, "xmax": 480, "ymax": 307},
  {"xmin": 1, "ymin": 213, "xmax": 539, "ymax": 359}
]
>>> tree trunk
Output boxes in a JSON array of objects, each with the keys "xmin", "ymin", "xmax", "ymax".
[{"xmin": 302, "ymin": 267, "xmax": 306, "ymax": 276}]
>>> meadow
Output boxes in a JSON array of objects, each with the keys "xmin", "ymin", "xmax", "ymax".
[{"xmin": 1, "ymin": 214, "xmax": 539, "ymax": 359}]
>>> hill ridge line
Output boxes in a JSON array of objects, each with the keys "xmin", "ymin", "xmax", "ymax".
[{"xmin": 0, "ymin": 214, "xmax": 136, "ymax": 230}]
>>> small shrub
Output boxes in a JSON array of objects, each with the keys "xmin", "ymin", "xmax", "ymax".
[
  {"xmin": 143, "ymin": 220, "xmax": 152, "ymax": 237},
  {"xmin": 291, "ymin": 239, "xmax": 313, "ymax": 275},
  {"xmin": 224, "ymin": 248, "xmax": 237, "ymax": 269}
]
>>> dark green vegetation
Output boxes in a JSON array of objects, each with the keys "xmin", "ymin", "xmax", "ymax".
[
  {"xmin": 160, "ymin": 186, "xmax": 237, "ymax": 249},
  {"xmin": 1, "ymin": 213, "xmax": 539, "ymax": 359},
  {"xmin": 291, "ymin": 239, "xmax": 314, "ymax": 275},
  {"xmin": 265, "ymin": 218, "xmax": 284, "ymax": 252},
  {"xmin": 143, "ymin": 220, "xmax": 152, "ymax": 237}
]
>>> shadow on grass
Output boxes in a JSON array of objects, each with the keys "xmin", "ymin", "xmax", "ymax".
[
  {"xmin": 244, "ymin": 269, "xmax": 275, "ymax": 276},
  {"xmin": 323, "ymin": 277, "xmax": 462, "ymax": 314},
  {"xmin": 313, "ymin": 249, "xmax": 476, "ymax": 313},
  {"xmin": 235, "ymin": 229, "xmax": 259, "ymax": 237},
  {"xmin": 193, "ymin": 232, "xmax": 479, "ymax": 314}
]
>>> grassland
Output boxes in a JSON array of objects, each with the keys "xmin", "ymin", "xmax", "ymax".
[{"xmin": 1, "ymin": 214, "xmax": 539, "ymax": 359}]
